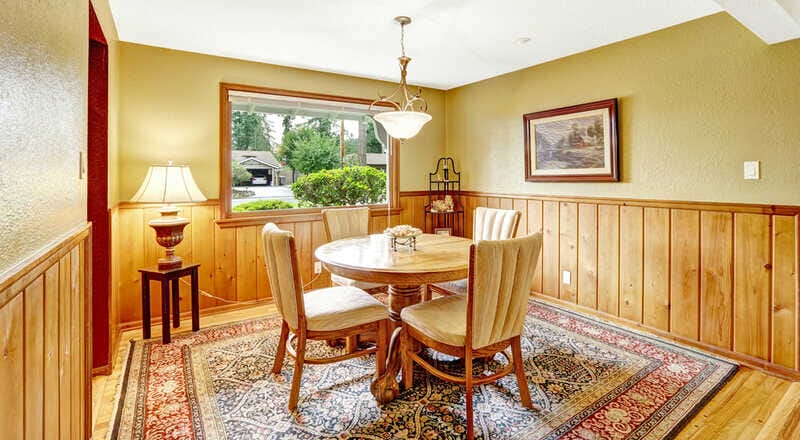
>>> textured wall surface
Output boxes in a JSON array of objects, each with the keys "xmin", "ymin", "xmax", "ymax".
[
  {"xmin": 446, "ymin": 13, "xmax": 800, "ymax": 205},
  {"xmin": 117, "ymin": 43, "xmax": 446, "ymax": 200},
  {"xmin": 0, "ymin": 2, "xmax": 88, "ymax": 276}
]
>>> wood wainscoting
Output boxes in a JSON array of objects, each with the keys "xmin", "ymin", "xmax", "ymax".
[
  {"xmin": 114, "ymin": 201, "xmax": 401, "ymax": 327},
  {"xmin": 0, "ymin": 223, "xmax": 92, "ymax": 439},
  {"xmin": 402, "ymin": 190, "xmax": 800, "ymax": 379}
]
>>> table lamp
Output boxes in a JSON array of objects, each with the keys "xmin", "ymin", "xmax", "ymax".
[{"xmin": 130, "ymin": 162, "xmax": 207, "ymax": 270}]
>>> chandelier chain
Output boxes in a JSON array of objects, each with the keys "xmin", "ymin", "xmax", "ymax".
[{"xmin": 400, "ymin": 21, "xmax": 406, "ymax": 57}]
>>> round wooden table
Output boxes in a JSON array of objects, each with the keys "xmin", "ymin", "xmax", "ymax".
[{"xmin": 315, "ymin": 233, "xmax": 472, "ymax": 403}]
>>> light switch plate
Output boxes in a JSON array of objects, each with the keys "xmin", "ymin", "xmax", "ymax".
[
  {"xmin": 314, "ymin": 261, "xmax": 322, "ymax": 274},
  {"xmin": 79, "ymin": 151, "xmax": 87, "ymax": 179},
  {"xmin": 744, "ymin": 161, "xmax": 760, "ymax": 180},
  {"xmin": 562, "ymin": 270, "xmax": 571, "ymax": 285}
]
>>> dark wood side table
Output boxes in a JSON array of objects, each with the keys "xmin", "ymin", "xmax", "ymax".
[{"xmin": 138, "ymin": 263, "xmax": 200, "ymax": 343}]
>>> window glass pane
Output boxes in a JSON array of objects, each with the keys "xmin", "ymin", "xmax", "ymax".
[{"xmin": 229, "ymin": 91, "xmax": 389, "ymax": 213}]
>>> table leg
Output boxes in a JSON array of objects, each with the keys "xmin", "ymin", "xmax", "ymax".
[
  {"xmin": 161, "ymin": 279, "xmax": 171, "ymax": 344},
  {"xmin": 371, "ymin": 284, "xmax": 422, "ymax": 404},
  {"xmin": 142, "ymin": 275, "xmax": 151, "ymax": 339},
  {"xmin": 190, "ymin": 268, "xmax": 199, "ymax": 331},
  {"xmin": 171, "ymin": 278, "xmax": 180, "ymax": 328}
]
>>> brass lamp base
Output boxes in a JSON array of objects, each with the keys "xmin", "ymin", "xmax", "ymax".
[{"xmin": 149, "ymin": 205, "xmax": 190, "ymax": 271}]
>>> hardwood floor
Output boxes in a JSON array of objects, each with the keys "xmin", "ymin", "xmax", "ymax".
[{"xmin": 91, "ymin": 303, "xmax": 800, "ymax": 439}]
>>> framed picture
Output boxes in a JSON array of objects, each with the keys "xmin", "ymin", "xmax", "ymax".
[
  {"xmin": 523, "ymin": 98, "xmax": 618, "ymax": 182},
  {"xmin": 434, "ymin": 228, "xmax": 452, "ymax": 236}
]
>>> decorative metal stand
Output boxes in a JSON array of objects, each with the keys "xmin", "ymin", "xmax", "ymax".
[{"xmin": 424, "ymin": 157, "xmax": 465, "ymax": 236}]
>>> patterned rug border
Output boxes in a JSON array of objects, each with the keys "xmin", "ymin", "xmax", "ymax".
[
  {"xmin": 107, "ymin": 300, "xmax": 739, "ymax": 440},
  {"xmin": 528, "ymin": 299, "xmax": 739, "ymax": 439}
]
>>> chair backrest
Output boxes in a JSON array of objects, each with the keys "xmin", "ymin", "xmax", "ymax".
[
  {"xmin": 467, "ymin": 232, "xmax": 543, "ymax": 349},
  {"xmin": 322, "ymin": 207, "xmax": 370, "ymax": 241},
  {"xmin": 261, "ymin": 223, "xmax": 304, "ymax": 329},
  {"xmin": 473, "ymin": 207, "xmax": 521, "ymax": 241}
]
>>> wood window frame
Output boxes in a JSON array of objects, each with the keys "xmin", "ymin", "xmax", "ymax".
[{"xmin": 218, "ymin": 83, "xmax": 400, "ymax": 225}]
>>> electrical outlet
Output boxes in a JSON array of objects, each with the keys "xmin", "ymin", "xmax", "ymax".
[
  {"xmin": 562, "ymin": 270, "xmax": 571, "ymax": 285},
  {"xmin": 743, "ymin": 161, "xmax": 760, "ymax": 180},
  {"xmin": 314, "ymin": 261, "xmax": 322, "ymax": 274}
]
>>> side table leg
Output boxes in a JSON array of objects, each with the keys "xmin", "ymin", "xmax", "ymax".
[
  {"xmin": 161, "ymin": 279, "xmax": 171, "ymax": 344},
  {"xmin": 171, "ymin": 278, "xmax": 180, "ymax": 328},
  {"xmin": 142, "ymin": 276, "xmax": 151, "ymax": 339},
  {"xmin": 191, "ymin": 269, "xmax": 199, "ymax": 331}
]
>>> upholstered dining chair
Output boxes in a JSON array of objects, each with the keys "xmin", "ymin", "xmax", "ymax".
[
  {"xmin": 322, "ymin": 207, "xmax": 387, "ymax": 294},
  {"xmin": 262, "ymin": 222, "xmax": 389, "ymax": 411},
  {"xmin": 401, "ymin": 232, "xmax": 543, "ymax": 440},
  {"xmin": 428, "ymin": 207, "xmax": 522, "ymax": 297}
]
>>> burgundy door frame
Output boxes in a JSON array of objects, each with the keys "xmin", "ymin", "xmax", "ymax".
[{"xmin": 88, "ymin": 2, "xmax": 111, "ymax": 372}]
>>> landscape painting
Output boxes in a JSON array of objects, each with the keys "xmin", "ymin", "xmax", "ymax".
[{"xmin": 524, "ymin": 98, "xmax": 619, "ymax": 182}]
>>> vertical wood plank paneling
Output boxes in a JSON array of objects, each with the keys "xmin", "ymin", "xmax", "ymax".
[
  {"xmin": 58, "ymin": 253, "xmax": 72, "ymax": 440},
  {"xmin": 670, "ymin": 209, "xmax": 700, "ymax": 340},
  {"xmin": 644, "ymin": 208, "xmax": 670, "ymax": 331},
  {"xmin": 542, "ymin": 201, "xmax": 560, "ymax": 297},
  {"xmin": 772, "ymin": 215, "xmax": 797, "ymax": 369},
  {"xmin": 578, "ymin": 204, "xmax": 598, "ymax": 309},
  {"xmin": 43, "ymin": 265, "xmax": 59, "ymax": 440},
  {"xmin": 527, "ymin": 200, "xmax": 543, "ymax": 292},
  {"xmin": 214, "ymin": 225, "xmax": 237, "ymax": 300},
  {"xmin": 486, "ymin": 197, "xmax": 500, "ymax": 209},
  {"xmin": 597, "ymin": 204, "xmax": 620, "ymax": 316},
  {"xmin": 400, "ymin": 196, "xmax": 413, "ymax": 226},
  {"xmin": 311, "ymin": 221, "xmax": 331, "ymax": 290},
  {"xmin": 118, "ymin": 208, "xmax": 144, "ymax": 322},
  {"xmin": 191, "ymin": 205, "xmax": 217, "ymax": 309},
  {"xmin": 0, "ymin": 295, "xmax": 23, "ymax": 440},
  {"xmin": 70, "ymin": 246, "xmax": 81, "ymax": 440},
  {"xmin": 513, "ymin": 198, "xmax": 527, "ymax": 237},
  {"xmin": 255, "ymin": 224, "xmax": 270, "ymax": 299},
  {"xmin": 499, "ymin": 198, "xmax": 513, "ymax": 211},
  {"xmin": 235, "ymin": 226, "xmax": 259, "ymax": 301},
  {"xmin": 733, "ymin": 213, "xmax": 772, "ymax": 360},
  {"xmin": 559, "ymin": 202, "xmax": 578, "ymax": 303},
  {"xmin": 700, "ymin": 211, "xmax": 733, "ymax": 349},
  {"xmin": 24, "ymin": 277, "xmax": 45, "ymax": 440},
  {"xmin": 620, "ymin": 206, "xmax": 644, "ymax": 322}
]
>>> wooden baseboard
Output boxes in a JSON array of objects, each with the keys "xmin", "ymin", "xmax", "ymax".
[
  {"xmin": 531, "ymin": 293, "xmax": 800, "ymax": 382},
  {"xmin": 118, "ymin": 298, "xmax": 273, "ymax": 333}
]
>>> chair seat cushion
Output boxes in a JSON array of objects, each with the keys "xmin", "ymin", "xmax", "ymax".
[
  {"xmin": 304, "ymin": 286, "xmax": 387, "ymax": 332},
  {"xmin": 401, "ymin": 295, "xmax": 466, "ymax": 346},
  {"xmin": 331, "ymin": 273, "xmax": 385, "ymax": 291},
  {"xmin": 432, "ymin": 278, "xmax": 467, "ymax": 295}
]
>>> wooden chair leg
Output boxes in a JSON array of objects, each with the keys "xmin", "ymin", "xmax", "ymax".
[
  {"xmin": 345, "ymin": 335, "xmax": 358, "ymax": 353},
  {"xmin": 401, "ymin": 325, "xmax": 414, "ymax": 390},
  {"xmin": 288, "ymin": 330, "xmax": 307, "ymax": 411},
  {"xmin": 272, "ymin": 321, "xmax": 289, "ymax": 374},
  {"xmin": 465, "ymin": 354, "xmax": 474, "ymax": 440},
  {"xmin": 375, "ymin": 320, "xmax": 387, "ymax": 376},
  {"xmin": 422, "ymin": 284, "xmax": 431, "ymax": 302},
  {"xmin": 511, "ymin": 336, "xmax": 534, "ymax": 409}
]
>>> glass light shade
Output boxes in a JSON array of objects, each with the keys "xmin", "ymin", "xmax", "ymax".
[
  {"xmin": 131, "ymin": 164, "xmax": 207, "ymax": 203},
  {"xmin": 373, "ymin": 111, "xmax": 432, "ymax": 140}
]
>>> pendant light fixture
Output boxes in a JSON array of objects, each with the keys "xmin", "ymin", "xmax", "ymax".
[{"xmin": 371, "ymin": 16, "xmax": 432, "ymax": 140}]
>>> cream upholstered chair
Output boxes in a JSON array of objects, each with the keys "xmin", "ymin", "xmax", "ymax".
[
  {"xmin": 262, "ymin": 223, "xmax": 389, "ymax": 411},
  {"xmin": 401, "ymin": 232, "xmax": 542, "ymax": 439},
  {"xmin": 322, "ymin": 207, "xmax": 386, "ymax": 294},
  {"xmin": 429, "ymin": 207, "xmax": 522, "ymax": 297}
]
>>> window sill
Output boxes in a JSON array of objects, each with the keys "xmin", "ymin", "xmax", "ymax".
[{"xmin": 215, "ymin": 205, "xmax": 401, "ymax": 229}]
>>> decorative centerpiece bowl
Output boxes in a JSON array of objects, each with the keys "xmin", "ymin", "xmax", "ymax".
[{"xmin": 384, "ymin": 224, "xmax": 423, "ymax": 251}]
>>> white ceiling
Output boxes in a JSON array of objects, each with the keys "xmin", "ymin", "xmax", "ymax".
[{"xmin": 109, "ymin": 0, "xmax": 730, "ymax": 90}]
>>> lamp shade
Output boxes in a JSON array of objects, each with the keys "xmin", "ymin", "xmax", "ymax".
[
  {"xmin": 373, "ymin": 111, "xmax": 432, "ymax": 140},
  {"xmin": 131, "ymin": 164, "xmax": 207, "ymax": 203}
]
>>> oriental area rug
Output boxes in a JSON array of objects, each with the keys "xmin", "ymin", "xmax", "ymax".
[{"xmin": 109, "ymin": 300, "xmax": 736, "ymax": 439}]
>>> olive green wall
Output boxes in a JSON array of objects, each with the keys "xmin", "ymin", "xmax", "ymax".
[
  {"xmin": 445, "ymin": 13, "xmax": 800, "ymax": 205},
  {"xmin": 117, "ymin": 43, "xmax": 446, "ymax": 201},
  {"xmin": 0, "ymin": 1, "xmax": 88, "ymax": 277}
]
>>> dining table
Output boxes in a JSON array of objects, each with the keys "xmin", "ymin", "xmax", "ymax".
[{"xmin": 314, "ymin": 232, "xmax": 472, "ymax": 403}]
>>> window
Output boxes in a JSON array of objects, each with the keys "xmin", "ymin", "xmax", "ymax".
[{"xmin": 219, "ymin": 84, "xmax": 398, "ymax": 218}]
